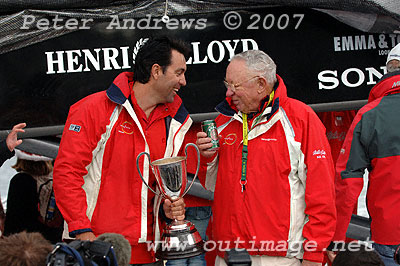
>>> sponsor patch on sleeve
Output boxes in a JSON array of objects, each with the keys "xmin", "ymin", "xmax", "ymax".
[{"xmin": 69, "ymin": 124, "xmax": 81, "ymax": 132}]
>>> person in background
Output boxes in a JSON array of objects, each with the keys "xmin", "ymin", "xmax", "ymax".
[
  {"xmin": 327, "ymin": 43, "xmax": 400, "ymax": 266},
  {"xmin": 53, "ymin": 36, "xmax": 191, "ymax": 265},
  {"xmin": 0, "ymin": 231, "xmax": 53, "ymax": 266},
  {"xmin": 0, "ymin": 122, "xmax": 26, "ymax": 237},
  {"xmin": 316, "ymin": 111, "xmax": 357, "ymax": 266},
  {"xmin": 196, "ymin": 50, "xmax": 336, "ymax": 266},
  {"xmin": 3, "ymin": 150, "xmax": 63, "ymax": 243},
  {"xmin": 317, "ymin": 111, "xmax": 357, "ymax": 165}
]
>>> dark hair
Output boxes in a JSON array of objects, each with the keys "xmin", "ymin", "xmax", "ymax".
[
  {"xmin": 133, "ymin": 36, "xmax": 191, "ymax": 83},
  {"xmin": 0, "ymin": 231, "xmax": 53, "ymax": 266},
  {"xmin": 332, "ymin": 243, "xmax": 384, "ymax": 266},
  {"xmin": 12, "ymin": 158, "xmax": 53, "ymax": 176}
]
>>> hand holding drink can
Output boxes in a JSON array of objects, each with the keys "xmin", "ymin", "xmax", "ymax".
[{"xmin": 201, "ymin": 120, "xmax": 219, "ymax": 150}]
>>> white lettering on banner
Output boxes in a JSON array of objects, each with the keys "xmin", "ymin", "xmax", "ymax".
[
  {"xmin": 45, "ymin": 47, "xmax": 131, "ymax": 74},
  {"xmin": 333, "ymin": 34, "xmax": 400, "ymax": 52},
  {"xmin": 187, "ymin": 39, "xmax": 258, "ymax": 64},
  {"xmin": 318, "ymin": 66, "xmax": 386, "ymax": 90},
  {"xmin": 45, "ymin": 39, "xmax": 259, "ymax": 74},
  {"xmin": 66, "ymin": 50, "xmax": 83, "ymax": 73}
]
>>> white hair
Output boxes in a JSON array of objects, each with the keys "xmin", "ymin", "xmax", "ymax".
[{"xmin": 232, "ymin": 50, "xmax": 277, "ymax": 86}]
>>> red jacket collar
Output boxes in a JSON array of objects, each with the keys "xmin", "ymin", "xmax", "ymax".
[{"xmin": 368, "ymin": 71, "xmax": 400, "ymax": 103}]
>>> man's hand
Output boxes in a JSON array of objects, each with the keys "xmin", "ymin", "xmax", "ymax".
[
  {"xmin": 75, "ymin": 231, "xmax": 97, "ymax": 241},
  {"xmin": 6, "ymin": 123, "xmax": 26, "ymax": 152},
  {"xmin": 196, "ymin": 131, "xmax": 218, "ymax": 158},
  {"xmin": 302, "ymin": 260, "xmax": 322, "ymax": 266},
  {"xmin": 326, "ymin": 250, "xmax": 336, "ymax": 263},
  {"xmin": 163, "ymin": 198, "xmax": 185, "ymax": 220}
]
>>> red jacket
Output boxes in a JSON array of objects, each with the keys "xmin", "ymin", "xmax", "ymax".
[
  {"xmin": 333, "ymin": 71, "xmax": 400, "ymax": 245},
  {"xmin": 53, "ymin": 72, "xmax": 192, "ymax": 263},
  {"xmin": 204, "ymin": 75, "xmax": 336, "ymax": 263},
  {"xmin": 317, "ymin": 110, "xmax": 357, "ymax": 164}
]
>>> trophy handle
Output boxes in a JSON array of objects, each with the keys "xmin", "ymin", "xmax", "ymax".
[
  {"xmin": 181, "ymin": 143, "xmax": 200, "ymax": 198},
  {"xmin": 136, "ymin": 152, "xmax": 161, "ymax": 197}
]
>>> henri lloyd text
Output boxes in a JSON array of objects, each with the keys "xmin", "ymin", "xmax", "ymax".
[{"xmin": 45, "ymin": 39, "xmax": 259, "ymax": 74}]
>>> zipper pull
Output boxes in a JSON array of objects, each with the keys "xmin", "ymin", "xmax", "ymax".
[{"xmin": 240, "ymin": 180, "xmax": 247, "ymax": 193}]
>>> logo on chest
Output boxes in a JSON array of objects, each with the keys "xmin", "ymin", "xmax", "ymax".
[
  {"xmin": 224, "ymin": 133, "xmax": 237, "ymax": 145},
  {"xmin": 118, "ymin": 121, "xmax": 134, "ymax": 135}
]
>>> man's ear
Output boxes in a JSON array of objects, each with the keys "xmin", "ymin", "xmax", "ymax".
[
  {"xmin": 151, "ymin": 64, "xmax": 162, "ymax": 80},
  {"xmin": 257, "ymin": 77, "xmax": 268, "ymax": 94}
]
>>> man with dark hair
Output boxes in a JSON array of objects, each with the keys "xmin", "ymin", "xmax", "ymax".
[
  {"xmin": 332, "ymin": 244, "xmax": 384, "ymax": 266},
  {"xmin": 0, "ymin": 231, "xmax": 53, "ymax": 266},
  {"xmin": 133, "ymin": 36, "xmax": 190, "ymax": 84},
  {"xmin": 53, "ymin": 36, "xmax": 191, "ymax": 265}
]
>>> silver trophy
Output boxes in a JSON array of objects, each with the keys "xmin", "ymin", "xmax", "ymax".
[{"xmin": 136, "ymin": 143, "xmax": 205, "ymax": 260}]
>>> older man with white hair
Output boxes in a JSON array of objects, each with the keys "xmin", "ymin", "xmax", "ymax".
[{"xmin": 196, "ymin": 50, "xmax": 336, "ymax": 266}]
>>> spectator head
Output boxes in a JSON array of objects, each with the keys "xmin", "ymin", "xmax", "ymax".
[
  {"xmin": 332, "ymin": 243, "xmax": 384, "ymax": 266},
  {"xmin": 0, "ymin": 231, "xmax": 53, "ymax": 266},
  {"xmin": 13, "ymin": 150, "xmax": 53, "ymax": 176},
  {"xmin": 386, "ymin": 43, "xmax": 400, "ymax": 73}
]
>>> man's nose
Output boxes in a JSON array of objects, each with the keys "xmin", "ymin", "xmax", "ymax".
[
  {"xmin": 180, "ymin": 75, "xmax": 187, "ymax": 86},
  {"xmin": 226, "ymin": 86, "xmax": 234, "ymax": 97}
]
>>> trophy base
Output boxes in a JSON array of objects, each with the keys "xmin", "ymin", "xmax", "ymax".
[{"xmin": 156, "ymin": 220, "xmax": 206, "ymax": 260}]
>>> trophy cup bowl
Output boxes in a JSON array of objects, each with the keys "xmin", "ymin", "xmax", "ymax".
[{"xmin": 136, "ymin": 143, "xmax": 205, "ymax": 260}]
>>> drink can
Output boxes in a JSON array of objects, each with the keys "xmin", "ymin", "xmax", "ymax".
[{"xmin": 201, "ymin": 120, "xmax": 219, "ymax": 150}]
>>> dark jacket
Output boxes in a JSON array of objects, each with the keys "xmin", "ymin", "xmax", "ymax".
[
  {"xmin": 4, "ymin": 172, "xmax": 62, "ymax": 243},
  {"xmin": 0, "ymin": 140, "xmax": 14, "ymax": 167}
]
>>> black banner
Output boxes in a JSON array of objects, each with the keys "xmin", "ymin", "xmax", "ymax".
[{"xmin": 0, "ymin": 7, "xmax": 398, "ymax": 129}]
